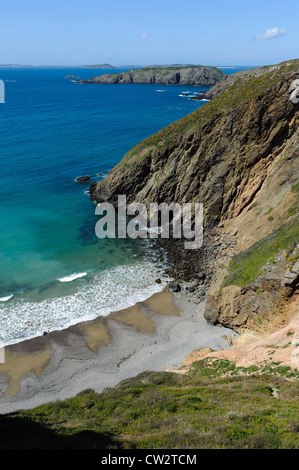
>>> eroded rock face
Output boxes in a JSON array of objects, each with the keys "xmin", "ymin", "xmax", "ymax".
[
  {"xmin": 90, "ymin": 61, "xmax": 299, "ymax": 334},
  {"xmin": 90, "ymin": 78, "xmax": 298, "ymax": 229},
  {"xmin": 205, "ymin": 279, "xmax": 290, "ymax": 334},
  {"xmin": 204, "ymin": 231, "xmax": 299, "ymax": 333},
  {"xmin": 284, "ymin": 261, "xmax": 299, "ymax": 287}
]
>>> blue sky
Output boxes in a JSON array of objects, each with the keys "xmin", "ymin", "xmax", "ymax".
[{"xmin": 0, "ymin": 0, "xmax": 298, "ymax": 66}]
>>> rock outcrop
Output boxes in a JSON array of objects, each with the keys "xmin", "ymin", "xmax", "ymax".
[
  {"xmin": 81, "ymin": 65, "xmax": 224, "ymax": 86},
  {"xmin": 75, "ymin": 176, "xmax": 90, "ymax": 183},
  {"xmin": 85, "ymin": 64, "xmax": 115, "ymax": 69},
  {"xmin": 90, "ymin": 59, "xmax": 299, "ymax": 335}
]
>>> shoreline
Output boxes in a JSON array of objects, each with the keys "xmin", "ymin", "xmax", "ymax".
[
  {"xmin": 0, "ymin": 249, "xmax": 169, "ymax": 348},
  {"xmin": 0, "ymin": 288, "xmax": 238, "ymax": 414},
  {"xmin": 0, "ymin": 279, "xmax": 168, "ymax": 348}
]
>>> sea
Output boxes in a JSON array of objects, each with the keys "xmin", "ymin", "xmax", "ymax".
[{"xmin": 0, "ymin": 65, "xmax": 254, "ymax": 345}]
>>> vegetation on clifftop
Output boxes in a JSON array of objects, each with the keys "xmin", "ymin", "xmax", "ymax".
[
  {"xmin": 82, "ymin": 64, "xmax": 224, "ymax": 86},
  {"xmin": 1, "ymin": 360, "xmax": 298, "ymax": 449},
  {"xmin": 123, "ymin": 59, "xmax": 299, "ymax": 164}
]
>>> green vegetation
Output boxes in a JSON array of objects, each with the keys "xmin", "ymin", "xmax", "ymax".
[
  {"xmin": 140, "ymin": 65, "xmax": 223, "ymax": 75},
  {"xmin": 265, "ymin": 208, "xmax": 274, "ymax": 215},
  {"xmin": 189, "ymin": 357, "xmax": 299, "ymax": 380},
  {"xmin": 222, "ymin": 215, "xmax": 299, "ymax": 288},
  {"xmin": 1, "ymin": 359, "xmax": 298, "ymax": 449},
  {"xmin": 291, "ymin": 182, "xmax": 299, "ymax": 193},
  {"xmin": 123, "ymin": 60, "xmax": 299, "ymax": 164}
]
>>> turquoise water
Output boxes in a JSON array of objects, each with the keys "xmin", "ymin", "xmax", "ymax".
[{"xmin": 0, "ymin": 66, "xmax": 252, "ymax": 344}]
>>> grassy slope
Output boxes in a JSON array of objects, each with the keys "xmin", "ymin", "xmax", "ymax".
[
  {"xmin": 2, "ymin": 360, "xmax": 298, "ymax": 449},
  {"xmin": 222, "ymin": 181, "xmax": 299, "ymax": 288}
]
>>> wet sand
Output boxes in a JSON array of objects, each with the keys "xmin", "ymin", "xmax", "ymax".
[{"xmin": 0, "ymin": 289, "xmax": 237, "ymax": 414}]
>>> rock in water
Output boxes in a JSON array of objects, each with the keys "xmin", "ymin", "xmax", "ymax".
[{"xmin": 75, "ymin": 176, "xmax": 90, "ymax": 183}]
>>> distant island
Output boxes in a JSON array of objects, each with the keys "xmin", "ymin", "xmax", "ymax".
[
  {"xmin": 85, "ymin": 64, "xmax": 115, "ymax": 69},
  {"xmin": 81, "ymin": 65, "xmax": 225, "ymax": 86},
  {"xmin": 0, "ymin": 64, "xmax": 23, "ymax": 68}
]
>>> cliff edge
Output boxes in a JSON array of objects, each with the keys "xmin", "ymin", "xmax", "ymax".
[{"xmin": 90, "ymin": 59, "xmax": 299, "ymax": 338}]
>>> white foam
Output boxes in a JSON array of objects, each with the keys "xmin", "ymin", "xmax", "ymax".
[
  {"xmin": 0, "ymin": 260, "xmax": 167, "ymax": 346},
  {"xmin": 0, "ymin": 295, "xmax": 13, "ymax": 302},
  {"xmin": 58, "ymin": 272, "xmax": 87, "ymax": 282}
]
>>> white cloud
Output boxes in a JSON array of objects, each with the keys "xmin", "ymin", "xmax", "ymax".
[
  {"xmin": 255, "ymin": 27, "xmax": 285, "ymax": 40},
  {"xmin": 138, "ymin": 33, "xmax": 149, "ymax": 42}
]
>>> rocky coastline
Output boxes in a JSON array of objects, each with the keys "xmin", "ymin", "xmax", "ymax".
[
  {"xmin": 0, "ymin": 59, "xmax": 298, "ymax": 421},
  {"xmin": 80, "ymin": 65, "xmax": 224, "ymax": 86},
  {"xmin": 89, "ymin": 59, "xmax": 299, "ymax": 336}
]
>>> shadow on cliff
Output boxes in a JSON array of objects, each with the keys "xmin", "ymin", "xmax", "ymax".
[{"xmin": 0, "ymin": 414, "xmax": 120, "ymax": 449}]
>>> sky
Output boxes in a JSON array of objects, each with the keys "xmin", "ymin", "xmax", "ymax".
[{"xmin": 0, "ymin": 0, "xmax": 298, "ymax": 66}]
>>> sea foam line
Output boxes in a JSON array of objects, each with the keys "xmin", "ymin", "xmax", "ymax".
[
  {"xmin": 0, "ymin": 261, "xmax": 166, "ymax": 346},
  {"xmin": 0, "ymin": 295, "xmax": 13, "ymax": 302},
  {"xmin": 58, "ymin": 272, "xmax": 87, "ymax": 283}
]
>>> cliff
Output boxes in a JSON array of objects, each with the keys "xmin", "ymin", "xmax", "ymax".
[
  {"xmin": 90, "ymin": 59, "xmax": 299, "ymax": 335},
  {"xmin": 1, "ymin": 60, "xmax": 298, "ymax": 447},
  {"xmin": 81, "ymin": 65, "xmax": 224, "ymax": 86}
]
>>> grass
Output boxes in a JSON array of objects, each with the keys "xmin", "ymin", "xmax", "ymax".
[
  {"xmin": 291, "ymin": 182, "xmax": 299, "ymax": 193},
  {"xmin": 222, "ymin": 214, "xmax": 299, "ymax": 288},
  {"xmin": 1, "ymin": 359, "xmax": 298, "ymax": 449}
]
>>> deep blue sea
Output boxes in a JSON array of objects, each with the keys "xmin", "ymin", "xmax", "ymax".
[{"xmin": 0, "ymin": 65, "xmax": 253, "ymax": 344}]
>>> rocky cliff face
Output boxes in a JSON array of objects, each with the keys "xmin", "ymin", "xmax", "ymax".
[
  {"xmin": 81, "ymin": 66, "xmax": 224, "ymax": 86},
  {"xmin": 90, "ymin": 59, "xmax": 299, "ymax": 335}
]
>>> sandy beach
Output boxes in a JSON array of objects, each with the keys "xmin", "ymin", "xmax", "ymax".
[{"xmin": 0, "ymin": 288, "xmax": 237, "ymax": 414}]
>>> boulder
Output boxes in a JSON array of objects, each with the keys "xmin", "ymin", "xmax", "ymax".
[
  {"xmin": 75, "ymin": 176, "xmax": 90, "ymax": 183},
  {"xmin": 168, "ymin": 282, "xmax": 181, "ymax": 293},
  {"xmin": 284, "ymin": 261, "xmax": 299, "ymax": 287}
]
